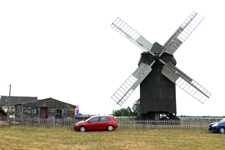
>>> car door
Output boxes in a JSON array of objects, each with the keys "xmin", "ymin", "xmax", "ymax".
[
  {"xmin": 86, "ymin": 117, "xmax": 100, "ymax": 130},
  {"xmin": 98, "ymin": 117, "xmax": 110, "ymax": 130}
]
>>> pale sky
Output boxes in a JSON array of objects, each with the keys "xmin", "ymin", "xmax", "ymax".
[{"xmin": 0, "ymin": 0, "xmax": 224, "ymax": 116}]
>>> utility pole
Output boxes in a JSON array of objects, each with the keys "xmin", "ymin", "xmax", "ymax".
[{"xmin": 7, "ymin": 84, "xmax": 11, "ymax": 119}]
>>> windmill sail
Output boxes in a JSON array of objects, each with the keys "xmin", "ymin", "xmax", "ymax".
[
  {"xmin": 112, "ymin": 62, "xmax": 154, "ymax": 106},
  {"xmin": 111, "ymin": 17, "xmax": 154, "ymax": 56},
  {"xmin": 162, "ymin": 12, "xmax": 204, "ymax": 56},
  {"xmin": 161, "ymin": 62, "xmax": 211, "ymax": 104}
]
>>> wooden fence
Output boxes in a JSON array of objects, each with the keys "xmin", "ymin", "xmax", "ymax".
[
  {"xmin": 0, "ymin": 117, "xmax": 222, "ymax": 130},
  {"xmin": 115, "ymin": 118, "xmax": 221, "ymax": 130},
  {"xmin": 0, "ymin": 117, "xmax": 82, "ymax": 128}
]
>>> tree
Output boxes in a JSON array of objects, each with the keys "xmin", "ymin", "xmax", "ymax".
[
  {"xmin": 113, "ymin": 99, "xmax": 140, "ymax": 116},
  {"xmin": 114, "ymin": 109, "xmax": 122, "ymax": 116},
  {"xmin": 120, "ymin": 108, "xmax": 128, "ymax": 116},
  {"xmin": 126, "ymin": 106, "xmax": 133, "ymax": 116},
  {"xmin": 132, "ymin": 99, "xmax": 140, "ymax": 116},
  {"xmin": 9, "ymin": 106, "xmax": 15, "ymax": 115}
]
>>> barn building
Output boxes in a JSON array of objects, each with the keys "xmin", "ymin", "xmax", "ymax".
[
  {"xmin": 0, "ymin": 96, "xmax": 37, "ymax": 116},
  {"xmin": 15, "ymin": 97, "xmax": 76, "ymax": 119}
]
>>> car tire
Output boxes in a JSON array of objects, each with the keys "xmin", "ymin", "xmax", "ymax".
[
  {"xmin": 80, "ymin": 126, "xmax": 86, "ymax": 132},
  {"xmin": 107, "ymin": 125, "xmax": 114, "ymax": 131},
  {"xmin": 218, "ymin": 127, "xmax": 225, "ymax": 134}
]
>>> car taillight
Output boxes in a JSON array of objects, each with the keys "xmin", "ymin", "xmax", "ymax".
[{"xmin": 114, "ymin": 121, "xmax": 117, "ymax": 124}]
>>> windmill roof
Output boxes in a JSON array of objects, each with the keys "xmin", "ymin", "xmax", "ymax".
[{"xmin": 150, "ymin": 42, "xmax": 163, "ymax": 53}]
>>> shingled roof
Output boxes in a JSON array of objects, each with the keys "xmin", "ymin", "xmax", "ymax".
[{"xmin": 0, "ymin": 96, "xmax": 37, "ymax": 106}]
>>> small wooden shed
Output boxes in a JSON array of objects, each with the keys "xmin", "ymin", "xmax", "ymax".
[
  {"xmin": 15, "ymin": 98, "xmax": 76, "ymax": 119},
  {"xmin": 0, "ymin": 96, "xmax": 37, "ymax": 114},
  {"xmin": 0, "ymin": 107, "xmax": 7, "ymax": 118}
]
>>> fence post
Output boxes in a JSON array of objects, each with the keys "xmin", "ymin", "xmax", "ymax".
[
  {"xmin": 186, "ymin": 119, "xmax": 188, "ymax": 129},
  {"xmin": 9, "ymin": 118, "xmax": 11, "ymax": 127}
]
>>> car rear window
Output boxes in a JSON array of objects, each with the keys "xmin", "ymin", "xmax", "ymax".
[
  {"xmin": 100, "ymin": 117, "xmax": 110, "ymax": 121},
  {"xmin": 112, "ymin": 117, "xmax": 117, "ymax": 121}
]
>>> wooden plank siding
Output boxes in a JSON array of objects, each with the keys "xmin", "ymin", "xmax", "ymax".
[
  {"xmin": 15, "ymin": 98, "xmax": 76, "ymax": 119},
  {"xmin": 139, "ymin": 52, "xmax": 177, "ymax": 116}
]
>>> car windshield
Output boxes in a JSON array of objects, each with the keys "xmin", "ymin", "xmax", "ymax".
[
  {"xmin": 85, "ymin": 116, "xmax": 95, "ymax": 122},
  {"xmin": 220, "ymin": 119, "xmax": 225, "ymax": 123}
]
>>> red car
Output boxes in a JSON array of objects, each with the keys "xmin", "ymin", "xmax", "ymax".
[{"xmin": 74, "ymin": 116, "xmax": 118, "ymax": 132}]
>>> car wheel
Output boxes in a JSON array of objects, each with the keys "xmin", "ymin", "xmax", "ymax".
[
  {"xmin": 80, "ymin": 126, "xmax": 86, "ymax": 132},
  {"xmin": 107, "ymin": 125, "xmax": 114, "ymax": 131},
  {"xmin": 218, "ymin": 127, "xmax": 225, "ymax": 134}
]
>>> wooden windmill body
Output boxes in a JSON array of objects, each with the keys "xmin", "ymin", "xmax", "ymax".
[
  {"xmin": 111, "ymin": 12, "xmax": 212, "ymax": 120},
  {"xmin": 138, "ymin": 43, "xmax": 177, "ymax": 119}
]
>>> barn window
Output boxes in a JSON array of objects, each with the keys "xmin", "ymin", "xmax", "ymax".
[
  {"xmin": 56, "ymin": 109, "xmax": 62, "ymax": 118},
  {"xmin": 34, "ymin": 108, "xmax": 38, "ymax": 115}
]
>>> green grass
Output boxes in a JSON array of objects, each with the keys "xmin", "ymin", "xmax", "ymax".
[{"xmin": 0, "ymin": 127, "xmax": 224, "ymax": 150}]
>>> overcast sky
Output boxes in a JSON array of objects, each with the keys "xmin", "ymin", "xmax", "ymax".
[{"xmin": 0, "ymin": 0, "xmax": 224, "ymax": 116}]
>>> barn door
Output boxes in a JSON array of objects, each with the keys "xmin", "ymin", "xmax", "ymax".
[{"xmin": 40, "ymin": 107, "xmax": 48, "ymax": 119}]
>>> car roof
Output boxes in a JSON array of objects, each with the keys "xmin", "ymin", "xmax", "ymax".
[
  {"xmin": 85, "ymin": 116, "xmax": 115, "ymax": 121},
  {"xmin": 92, "ymin": 116, "xmax": 113, "ymax": 117}
]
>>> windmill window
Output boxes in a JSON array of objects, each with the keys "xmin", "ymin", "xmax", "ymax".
[
  {"xmin": 56, "ymin": 109, "xmax": 62, "ymax": 118},
  {"xmin": 34, "ymin": 108, "xmax": 38, "ymax": 115}
]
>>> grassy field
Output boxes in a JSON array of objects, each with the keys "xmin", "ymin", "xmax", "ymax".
[{"xmin": 0, "ymin": 127, "xmax": 224, "ymax": 150}]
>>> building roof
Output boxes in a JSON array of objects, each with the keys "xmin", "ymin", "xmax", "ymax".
[
  {"xmin": 150, "ymin": 42, "xmax": 163, "ymax": 53},
  {"xmin": 15, "ymin": 97, "xmax": 76, "ymax": 107},
  {"xmin": 0, "ymin": 96, "xmax": 37, "ymax": 106},
  {"xmin": 37, "ymin": 97, "xmax": 76, "ymax": 107}
]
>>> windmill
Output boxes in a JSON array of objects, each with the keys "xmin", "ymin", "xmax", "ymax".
[{"xmin": 111, "ymin": 12, "xmax": 212, "ymax": 120}]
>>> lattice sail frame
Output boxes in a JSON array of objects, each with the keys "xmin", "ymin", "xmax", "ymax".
[
  {"xmin": 161, "ymin": 62, "xmax": 212, "ymax": 104},
  {"xmin": 110, "ymin": 12, "xmax": 211, "ymax": 106},
  {"xmin": 162, "ymin": 12, "xmax": 204, "ymax": 56},
  {"xmin": 111, "ymin": 17, "xmax": 154, "ymax": 56},
  {"xmin": 111, "ymin": 62, "xmax": 154, "ymax": 106}
]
